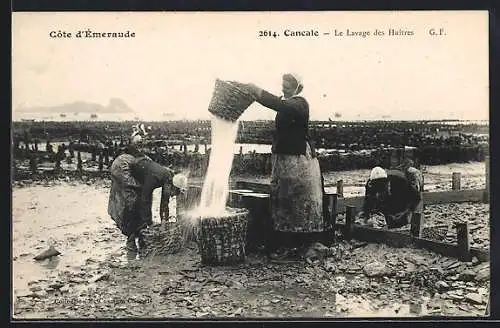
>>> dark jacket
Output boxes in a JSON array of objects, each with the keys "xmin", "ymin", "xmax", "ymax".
[
  {"xmin": 257, "ymin": 91, "xmax": 311, "ymax": 155},
  {"xmin": 363, "ymin": 169, "xmax": 421, "ymax": 216},
  {"xmin": 131, "ymin": 158, "xmax": 175, "ymax": 225}
]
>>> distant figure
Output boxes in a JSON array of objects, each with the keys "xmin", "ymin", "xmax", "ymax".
[
  {"xmin": 68, "ymin": 140, "xmax": 75, "ymax": 158},
  {"xmin": 56, "ymin": 144, "xmax": 66, "ymax": 160},
  {"xmin": 359, "ymin": 164, "xmax": 423, "ymax": 229},
  {"xmin": 46, "ymin": 141, "xmax": 53, "ymax": 154}
]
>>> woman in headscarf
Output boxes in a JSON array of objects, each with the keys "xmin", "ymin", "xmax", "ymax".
[
  {"xmin": 246, "ymin": 74, "xmax": 324, "ymax": 260},
  {"xmin": 360, "ymin": 164, "xmax": 423, "ymax": 229},
  {"xmin": 108, "ymin": 127, "xmax": 188, "ymax": 252}
]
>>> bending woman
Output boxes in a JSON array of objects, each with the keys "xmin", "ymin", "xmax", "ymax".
[
  {"xmin": 108, "ymin": 135, "xmax": 188, "ymax": 252},
  {"xmin": 246, "ymin": 74, "xmax": 324, "ymax": 260}
]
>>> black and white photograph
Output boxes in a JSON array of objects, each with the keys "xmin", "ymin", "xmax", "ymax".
[{"xmin": 11, "ymin": 11, "xmax": 490, "ymax": 319}]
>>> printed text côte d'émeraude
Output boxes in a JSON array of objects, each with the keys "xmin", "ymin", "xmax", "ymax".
[{"xmin": 49, "ymin": 30, "xmax": 136, "ymax": 39}]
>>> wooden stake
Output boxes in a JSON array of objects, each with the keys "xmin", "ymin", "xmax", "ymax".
[
  {"xmin": 98, "ymin": 152, "xmax": 104, "ymax": 172},
  {"xmin": 452, "ymin": 172, "xmax": 461, "ymax": 190},
  {"xmin": 410, "ymin": 212, "xmax": 423, "ymax": 238},
  {"xmin": 322, "ymin": 193, "xmax": 337, "ymax": 245},
  {"xmin": 456, "ymin": 222, "xmax": 471, "ymax": 262},
  {"xmin": 104, "ymin": 149, "xmax": 110, "ymax": 166},
  {"xmin": 345, "ymin": 206, "xmax": 356, "ymax": 239},
  {"xmin": 29, "ymin": 155, "xmax": 37, "ymax": 174},
  {"xmin": 77, "ymin": 152, "xmax": 83, "ymax": 172},
  {"xmin": 336, "ymin": 180, "xmax": 344, "ymax": 198}
]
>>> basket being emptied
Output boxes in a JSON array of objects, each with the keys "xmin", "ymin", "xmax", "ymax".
[{"xmin": 208, "ymin": 79, "xmax": 256, "ymax": 122}]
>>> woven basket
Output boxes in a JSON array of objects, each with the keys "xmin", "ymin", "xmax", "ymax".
[
  {"xmin": 421, "ymin": 224, "xmax": 449, "ymax": 241},
  {"xmin": 139, "ymin": 221, "xmax": 183, "ymax": 257},
  {"xmin": 196, "ymin": 208, "xmax": 249, "ymax": 265},
  {"xmin": 208, "ymin": 79, "xmax": 256, "ymax": 122}
]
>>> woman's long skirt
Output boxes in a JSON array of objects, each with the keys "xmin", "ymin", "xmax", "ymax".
[
  {"xmin": 108, "ymin": 177, "xmax": 143, "ymax": 236},
  {"xmin": 270, "ymin": 143, "xmax": 324, "ymax": 232}
]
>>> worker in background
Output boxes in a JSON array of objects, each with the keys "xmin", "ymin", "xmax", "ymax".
[{"xmin": 359, "ymin": 163, "xmax": 423, "ymax": 229}]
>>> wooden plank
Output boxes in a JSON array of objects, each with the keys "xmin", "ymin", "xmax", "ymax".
[
  {"xmin": 471, "ymin": 247, "xmax": 490, "ymax": 262},
  {"xmin": 335, "ymin": 223, "xmax": 414, "ymax": 248},
  {"xmin": 413, "ymin": 238, "xmax": 462, "ymax": 259},
  {"xmin": 234, "ymin": 181, "xmax": 485, "ymax": 210},
  {"xmin": 423, "ymin": 189, "xmax": 485, "ymax": 204},
  {"xmin": 333, "ymin": 190, "xmax": 485, "ymax": 212},
  {"xmin": 334, "ymin": 222, "xmax": 489, "ymax": 262},
  {"xmin": 235, "ymin": 181, "xmax": 270, "ymax": 194}
]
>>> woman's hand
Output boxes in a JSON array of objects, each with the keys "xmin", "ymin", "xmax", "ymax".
[{"xmin": 245, "ymin": 83, "xmax": 263, "ymax": 99}]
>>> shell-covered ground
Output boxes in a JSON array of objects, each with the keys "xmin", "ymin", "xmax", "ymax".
[{"xmin": 11, "ymin": 162, "xmax": 490, "ymax": 319}]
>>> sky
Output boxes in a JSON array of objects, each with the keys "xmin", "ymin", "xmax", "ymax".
[{"xmin": 12, "ymin": 11, "xmax": 489, "ymax": 121}]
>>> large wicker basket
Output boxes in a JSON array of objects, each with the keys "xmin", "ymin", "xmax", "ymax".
[
  {"xmin": 139, "ymin": 221, "xmax": 183, "ymax": 257},
  {"xmin": 196, "ymin": 208, "xmax": 249, "ymax": 265},
  {"xmin": 208, "ymin": 79, "xmax": 256, "ymax": 122}
]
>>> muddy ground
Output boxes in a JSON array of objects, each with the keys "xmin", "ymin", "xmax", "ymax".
[{"xmin": 12, "ymin": 162, "xmax": 489, "ymax": 319}]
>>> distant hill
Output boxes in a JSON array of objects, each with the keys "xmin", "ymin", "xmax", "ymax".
[{"xmin": 16, "ymin": 98, "xmax": 135, "ymax": 114}]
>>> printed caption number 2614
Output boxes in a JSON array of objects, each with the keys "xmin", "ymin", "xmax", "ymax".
[{"xmin": 258, "ymin": 30, "xmax": 278, "ymax": 38}]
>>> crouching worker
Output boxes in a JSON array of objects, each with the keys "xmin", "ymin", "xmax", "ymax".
[
  {"xmin": 108, "ymin": 153, "xmax": 188, "ymax": 252},
  {"xmin": 359, "ymin": 165, "xmax": 423, "ymax": 229}
]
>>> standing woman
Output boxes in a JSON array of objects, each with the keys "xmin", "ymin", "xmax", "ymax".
[{"xmin": 246, "ymin": 74, "xmax": 324, "ymax": 260}]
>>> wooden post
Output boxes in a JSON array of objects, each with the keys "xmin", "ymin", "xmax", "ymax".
[
  {"xmin": 336, "ymin": 180, "xmax": 344, "ymax": 198},
  {"xmin": 456, "ymin": 222, "xmax": 471, "ymax": 262},
  {"xmin": 77, "ymin": 151, "xmax": 83, "ymax": 172},
  {"xmin": 104, "ymin": 149, "xmax": 110, "ymax": 167},
  {"xmin": 98, "ymin": 152, "xmax": 104, "ymax": 171},
  {"xmin": 345, "ymin": 206, "xmax": 356, "ymax": 240},
  {"xmin": 91, "ymin": 149, "xmax": 97, "ymax": 161},
  {"xmin": 55, "ymin": 157, "xmax": 61, "ymax": 171},
  {"xmin": 484, "ymin": 155, "xmax": 490, "ymax": 202},
  {"xmin": 29, "ymin": 155, "xmax": 37, "ymax": 174},
  {"xmin": 410, "ymin": 212, "xmax": 423, "ymax": 238},
  {"xmin": 452, "ymin": 172, "xmax": 461, "ymax": 190},
  {"xmin": 322, "ymin": 193, "xmax": 337, "ymax": 245}
]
